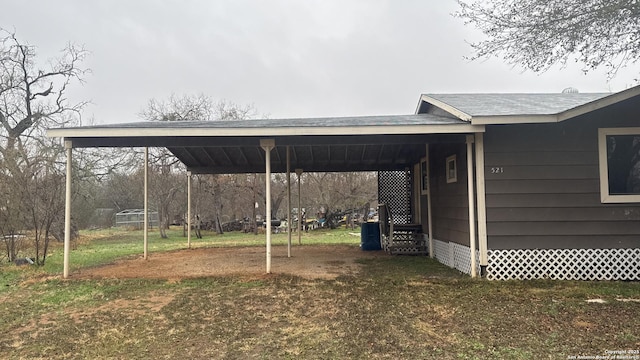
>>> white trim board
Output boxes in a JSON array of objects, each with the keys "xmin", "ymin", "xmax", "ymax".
[{"xmin": 48, "ymin": 123, "xmax": 485, "ymax": 139}]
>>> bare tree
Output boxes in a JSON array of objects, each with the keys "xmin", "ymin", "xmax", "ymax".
[
  {"xmin": 139, "ymin": 94, "xmax": 258, "ymax": 236},
  {"xmin": 304, "ymin": 172, "xmax": 377, "ymax": 229},
  {"xmin": 140, "ymin": 93, "xmax": 213, "ymax": 122},
  {"xmin": 215, "ymin": 100, "xmax": 257, "ymax": 121},
  {"xmin": 0, "ymin": 28, "xmax": 88, "ymax": 264},
  {"xmin": 148, "ymin": 155, "xmax": 184, "ymax": 238},
  {"xmin": 456, "ymin": 0, "xmax": 640, "ymax": 79}
]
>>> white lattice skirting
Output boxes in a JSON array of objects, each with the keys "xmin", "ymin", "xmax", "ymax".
[
  {"xmin": 428, "ymin": 238, "xmax": 479, "ymax": 275},
  {"xmin": 487, "ymin": 248, "xmax": 640, "ymax": 281}
]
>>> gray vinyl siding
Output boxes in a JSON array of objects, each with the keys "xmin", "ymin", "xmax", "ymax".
[
  {"xmin": 429, "ymin": 142, "xmax": 470, "ymax": 246},
  {"xmin": 419, "ymin": 193, "xmax": 429, "ymax": 233},
  {"xmin": 484, "ymin": 98, "xmax": 640, "ymax": 250}
]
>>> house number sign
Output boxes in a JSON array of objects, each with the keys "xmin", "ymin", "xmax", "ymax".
[{"xmin": 491, "ymin": 167, "xmax": 504, "ymax": 174}]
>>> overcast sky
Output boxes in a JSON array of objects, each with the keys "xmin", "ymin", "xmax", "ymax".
[{"xmin": 2, "ymin": 0, "xmax": 638, "ymax": 124}]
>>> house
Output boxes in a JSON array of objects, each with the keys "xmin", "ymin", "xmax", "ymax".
[
  {"xmin": 48, "ymin": 85, "xmax": 640, "ymax": 280},
  {"xmin": 415, "ymin": 88, "xmax": 640, "ymax": 280}
]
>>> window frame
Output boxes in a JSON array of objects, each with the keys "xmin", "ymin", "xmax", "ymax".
[
  {"xmin": 446, "ymin": 154, "xmax": 457, "ymax": 184},
  {"xmin": 597, "ymin": 127, "xmax": 640, "ymax": 203}
]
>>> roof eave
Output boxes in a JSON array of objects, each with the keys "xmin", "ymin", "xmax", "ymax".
[
  {"xmin": 557, "ymin": 85, "xmax": 640, "ymax": 122},
  {"xmin": 48, "ymin": 123, "xmax": 485, "ymax": 140},
  {"xmin": 470, "ymin": 114, "xmax": 558, "ymax": 125}
]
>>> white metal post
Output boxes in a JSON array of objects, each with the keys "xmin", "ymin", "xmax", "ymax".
[
  {"xmin": 144, "ymin": 147, "xmax": 149, "ymax": 260},
  {"xmin": 475, "ymin": 133, "xmax": 488, "ymax": 275},
  {"xmin": 286, "ymin": 146, "xmax": 292, "ymax": 258},
  {"xmin": 187, "ymin": 171, "xmax": 192, "ymax": 249},
  {"xmin": 261, "ymin": 139, "xmax": 275, "ymax": 273},
  {"xmin": 63, "ymin": 140, "xmax": 72, "ymax": 279},
  {"xmin": 466, "ymin": 135, "xmax": 477, "ymax": 278},
  {"xmin": 426, "ymin": 144, "xmax": 434, "ymax": 259},
  {"xmin": 295, "ymin": 168, "xmax": 303, "ymax": 245}
]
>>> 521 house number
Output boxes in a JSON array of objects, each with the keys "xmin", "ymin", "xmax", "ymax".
[{"xmin": 490, "ymin": 167, "xmax": 504, "ymax": 174}]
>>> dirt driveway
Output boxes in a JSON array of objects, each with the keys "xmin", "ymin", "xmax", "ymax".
[{"xmin": 75, "ymin": 245, "xmax": 387, "ymax": 280}]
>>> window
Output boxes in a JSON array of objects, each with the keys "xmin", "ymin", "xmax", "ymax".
[
  {"xmin": 598, "ymin": 127, "xmax": 640, "ymax": 203},
  {"xmin": 446, "ymin": 154, "xmax": 457, "ymax": 183},
  {"xmin": 420, "ymin": 157, "xmax": 429, "ymax": 194}
]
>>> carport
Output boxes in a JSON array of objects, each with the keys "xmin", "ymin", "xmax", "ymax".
[{"xmin": 48, "ymin": 114, "xmax": 485, "ymax": 278}]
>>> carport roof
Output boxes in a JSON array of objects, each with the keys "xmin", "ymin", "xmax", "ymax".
[
  {"xmin": 49, "ymin": 113, "xmax": 474, "ymax": 137},
  {"xmin": 48, "ymin": 113, "xmax": 481, "ymax": 174}
]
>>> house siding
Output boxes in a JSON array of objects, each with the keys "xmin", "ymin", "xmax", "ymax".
[
  {"xmin": 429, "ymin": 142, "xmax": 470, "ymax": 246},
  {"xmin": 484, "ymin": 99, "xmax": 640, "ymax": 250}
]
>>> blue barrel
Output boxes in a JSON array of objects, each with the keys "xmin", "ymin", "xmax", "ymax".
[{"xmin": 361, "ymin": 222, "xmax": 381, "ymax": 251}]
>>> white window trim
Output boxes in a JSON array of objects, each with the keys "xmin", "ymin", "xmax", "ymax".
[
  {"xmin": 446, "ymin": 154, "xmax": 457, "ymax": 184},
  {"xmin": 597, "ymin": 127, "xmax": 640, "ymax": 203}
]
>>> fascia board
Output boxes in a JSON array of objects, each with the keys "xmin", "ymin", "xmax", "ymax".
[
  {"xmin": 48, "ymin": 123, "xmax": 485, "ymax": 140},
  {"xmin": 470, "ymin": 114, "xmax": 557, "ymax": 125}
]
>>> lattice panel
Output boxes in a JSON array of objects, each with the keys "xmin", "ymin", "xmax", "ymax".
[
  {"xmin": 452, "ymin": 242, "xmax": 472, "ymax": 275},
  {"xmin": 378, "ymin": 170, "xmax": 413, "ymax": 224},
  {"xmin": 487, "ymin": 248, "xmax": 640, "ymax": 281},
  {"xmin": 431, "ymin": 239, "xmax": 480, "ymax": 275},
  {"xmin": 433, "ymin": 239, "xmax": 452, "ymax": 267}
]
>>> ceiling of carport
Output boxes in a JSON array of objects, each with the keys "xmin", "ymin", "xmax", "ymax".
[{"xmin": 169, "ymin": 134, "xmax": 467, "ymax": 174}]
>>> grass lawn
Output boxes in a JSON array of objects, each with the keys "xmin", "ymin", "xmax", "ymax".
[{"xmin": 1, "ymin": 227, "xmax": 639, "ymax": 359}]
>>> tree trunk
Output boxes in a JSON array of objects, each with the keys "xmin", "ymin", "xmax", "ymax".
[
  {"xmin": 195, "ymin": 215, "xmax": 202, "ymax": 239},
  {"xmin": 158, "ymin": 204, "xmax": 168, "ymax": 238}
]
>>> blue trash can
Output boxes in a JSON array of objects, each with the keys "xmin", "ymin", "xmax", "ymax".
[{"xmin": 361, "ymin": 222, "xmax": 381, "ymax": 251}]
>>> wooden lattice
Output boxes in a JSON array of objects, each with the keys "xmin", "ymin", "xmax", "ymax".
[
  {"xmin": 383, "ymin": 230, "xmax": 427, "ymax": 255},
  {"xmin": 378, "ymin": 203, "xmax": 426, "ymax": 255},
  {"xmin": 378, "ymin": 170, "xmax": 413, "ymax": 224},
  {"xmin": 486, "ymin": 248, "xmax": 640, "ymax": 281}
]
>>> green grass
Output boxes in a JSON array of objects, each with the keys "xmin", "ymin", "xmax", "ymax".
[{"xmin": 1, "ymin": 227, "xmax": 639, "ymax": 359}]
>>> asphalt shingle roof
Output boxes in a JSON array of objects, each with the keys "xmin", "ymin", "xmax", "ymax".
[
  {"xmin": 424, "ymin": 93, "xmax": 611, "ymax": 116},
  {"xmin": 70, "ymin": 113, "xmax": 467, "ymax": 129}
]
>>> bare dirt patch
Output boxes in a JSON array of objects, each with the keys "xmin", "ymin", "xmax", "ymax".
[{"xmin": 74, "ymin": 245, "xmax": 386, "ymax": 280}]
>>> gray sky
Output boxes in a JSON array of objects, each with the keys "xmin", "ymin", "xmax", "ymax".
[{"xmin": 2, "ymin": 0, "xmax": 637, "ymax": 124}]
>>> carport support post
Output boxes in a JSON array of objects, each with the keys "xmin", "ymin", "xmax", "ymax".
[
  {"xmin": 466, "ymin": 135, "xmax": 477, "ymax": 278},
  {"xmin": 261, "ymin": 139, "xmax": 275, "ymax": 273},
  {"xmin": 286, "ymin": 146, "xmax": 292, "ymax": 258},
  {"xmin": 63, "ymin": 140, "xmax": 72, "ymax": 279},
  {"xmin": 426, "ymin": 144, "xmax": 434, "ymax": 259},
  {"xmin": 474, "ymin": 133, "xmax": 488, "ymax": 276},
  {"xmin": 144, "ymin": 147, "xmax": 149, "ymax": 260},
  {"xmin": 295, "ymin": 168, "xmax": 303, "ymax": 245},
  {"xmin": 187, "ymin": 171, "xmax": 192, "ymax": 249}
]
